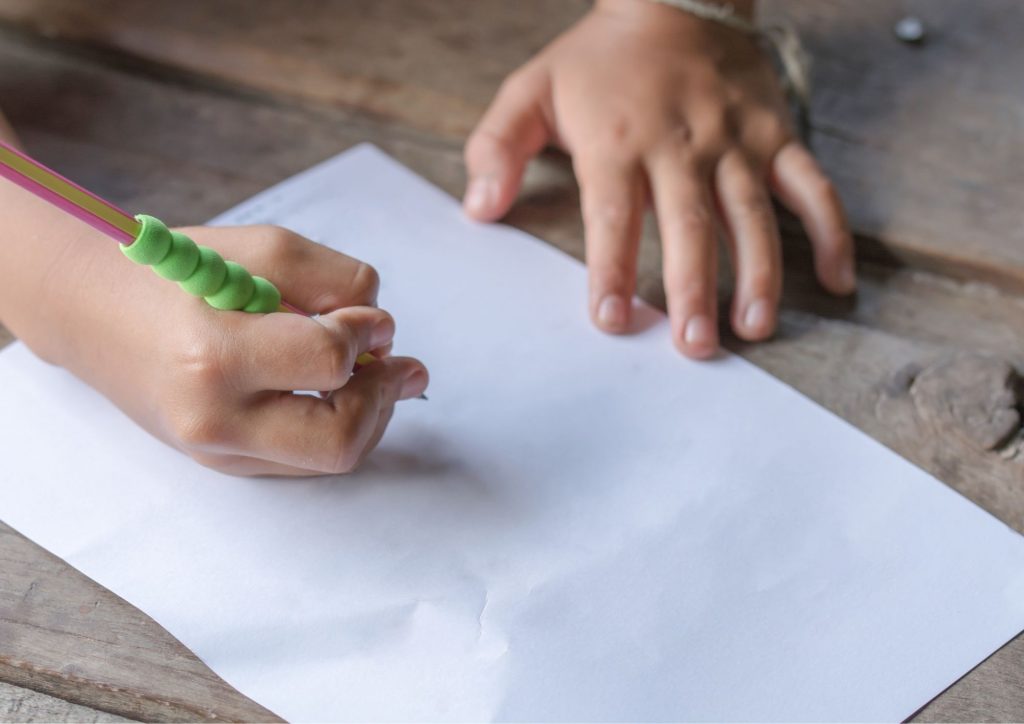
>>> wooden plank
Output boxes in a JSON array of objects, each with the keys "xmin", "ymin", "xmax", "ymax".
[
  {"xmin": 0, "ymin": 681, "xmax": 130, "ymax": 722},
  {"xmin": 0, "ymin": 0, "xmax": 586, "ymax": 139},
  {"xmin": 913, "ymin": 635, "xmax": 1024, "ymax": 724},
  {"xmin": 0, "ymin": 0, "xmax": 1020, "ymax": 293},
  {"xmin": 0, "ymin": 27, "xmax": 1021, "ymax": 723},
  {"xmin": 0, "ymin": 519, "xmax": 278, "ymax": 721},
  {"xmin": 761, "ymin": 0, "xmax": 1024, "ymax": 293}
]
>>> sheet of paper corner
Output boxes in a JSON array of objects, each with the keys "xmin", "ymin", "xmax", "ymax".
[{"xmin": 2, "ymin": 143, "xmax": 1023, "ymax": 722}]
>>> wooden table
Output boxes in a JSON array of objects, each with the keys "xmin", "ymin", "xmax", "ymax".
[{"xmin": 1, "ymin": 1, "xmax": 1022, "ymax": 720}]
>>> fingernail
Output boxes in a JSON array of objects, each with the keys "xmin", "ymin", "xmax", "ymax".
[
  {"xmin": 597, "ymin": 294, "xmax": 628, "ymax": 331},
  {"xmin": 370, "ymin": 319, "xmax": 394, "ymax": 349},
  {"xmin": 684, "ymin": 315, "xmax": 716, "ymax": 352},
  {"xmin": 743, "ymin": 298, "xmax": 771, "ymax": 335},
  {"xmin": 839, "ymin": 259, "xmax": 857, "ymax": 292},
  {"xmin": 463, "ymin": 177, "xmax": 497, "ymax": 218},
  {"xmin": 401, "ymin": 369, "xmax": 428, "ymax": 399}
]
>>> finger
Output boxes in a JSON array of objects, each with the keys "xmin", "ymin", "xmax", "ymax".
[
  {"xmin": 236, "ymin": 356, "xmax": 428, "ymax": 474},
  {"xmin": 348, "ymin": 402, "xmax": 397, "ymax": 472},
  {"xmin": 464, "ymin": 66, "xmax": 551, "ymax": 221},
  {"xmin": 647, "ymin": 154, "xmax": 719, "ymax": 359},
  {"xmin": 769, "ymin": 142, "xmax": 856, "ymax": 295},
  {"xmin": 216, "ymin": 399, "xmax": 398, "ymax": 477},
  {"xmin": 180, "ymin": 225, "xmax": 381, "ymax": 312},
  {"xmin": 330, "ymin": 356, "xmax": 426, "ymax": 464},
  {"xmin": 232, "ymin": 306, "xmax": 396, "ymax": 393},
  {"xmin": 715, "ymin": 151, "xmax": 782, "ymax": 341},
  {"xmin": 576, "ymin": 155, "xmax": 645, "ymax": 333}
]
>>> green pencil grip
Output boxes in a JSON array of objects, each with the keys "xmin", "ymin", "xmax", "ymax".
[{"xmin": 122, "ymin": 215, "xmax": 281, "ymax": 313}]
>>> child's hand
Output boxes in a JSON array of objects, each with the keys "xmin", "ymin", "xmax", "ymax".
[
  {"xmin": 4, "ymin": 214, "xmax": 428, "ymax": 476},
  {"xmin": 463, "ymin": 0, "xmax": 855, "ymax": 358},
  {"xmin": 137, "ymin": 226, "xmax": 430, "ymax": 476}
]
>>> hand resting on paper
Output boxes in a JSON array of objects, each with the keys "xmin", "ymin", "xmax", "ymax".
[
  {"xmin": 0, "ymin": 205, "xmax": 429, "ymax": 476},
  {"xmin": 464, "ymin": 0, "xmax": 855, "ymax": 358}
]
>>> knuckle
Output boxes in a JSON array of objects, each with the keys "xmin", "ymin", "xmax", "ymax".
[
  {"xmin": 173, "ymin": 335, "xmax": 226, "ymax": 392},
  {"xmin": 350, "ymin": 261, "xmax": 381, "ymax": 304},
  {"xmin": 312, "ymin": 260, "xmax": 380, "ymax": 311},
  {"xmin": 163, "ymin": 337, "xmax": 231, "ymax": 450},
  {"xmin": 498, "ymin": 66, "xmax": 535, "ymax": 100},
  {"xmin": 582, "ymin": 198, "xmax": 629, "ymax": 235},
  {"xmin": 590, "ymin": 261, "xmax": 632, "ymax": 293},
  {"xmin": 331, "ymin": 399, "xmax": 374, "ymax": 474},
  {"xmin": 651, "ymin": 120, "xmax": 697, "ymax": 159},
  {"xmin": 683, "ymin": 282, "xmax": 709, "ymax": 308},
  {"xmin": 168, "ymin": 409, "xmax": 227, "ymax": 451},
  {"xmin": 665, "ymin": 206, "xmax": 712, "ymax": 239},
  {"xmin": 318, "ymin": 324, "xmax": 356, "ymax": 390},
  {"xmin": 257, "ymin": 225, "xmax": 304, "ymax": 264},
  {"xmin": 666, "ymin": 120, "xmax": 695, "ymax": 146},
  {"xmin": 465, "ymin": 127, "xmax": 499, "ymax": 162},
  {"xmin": 586, "ymin": 115, "xmax": 645, "ymax": 159},
  {"xmin": 733, "ymin": 191, "xmax": 772, "ymax": 220},
  {"xmin": 654, "ymin": 100, "xmax": 733, "ymax": 160},
  {"xmin": 607, "ymin": 114, "xmax": 634, "ymax": 146},
  {"xmin": 671, "ymin": 278, "xmax": 709, "ymax": 311},
  {"xmin": 743, "ymin": 266, "xmax": 777, "ymax": 297}
]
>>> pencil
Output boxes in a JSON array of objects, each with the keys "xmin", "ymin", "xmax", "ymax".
[{"xmin": 0, "ymin": 139, "xmax": 382, "ymax": 371}]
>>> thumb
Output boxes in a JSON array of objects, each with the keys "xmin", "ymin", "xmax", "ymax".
[{"xmin": 463, "ymin": 67, "xmax": 551, "ymax": 222}]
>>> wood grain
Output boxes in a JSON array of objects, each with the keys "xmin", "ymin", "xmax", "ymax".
[
  {"xmin": 761, "ymin": 0, "xmax": 1024, "ymax": 292},
  {"xmin": 0, "ymin": 522, "xmax": 278, "ymax": 722},
  {"xmin": 0, "ymin": 19, "xmax": 1021, "ymax": 724},
  {"xmin": 0, "ymin": 0, "xmax": 585, "ymax": 138},
  {"xmin": 0, "ymin": 681, "xmax": 129, "ymax": 723},
  {"xmin": 0, "ymin": 0, "xmax": 1022, "ymax": 292}
]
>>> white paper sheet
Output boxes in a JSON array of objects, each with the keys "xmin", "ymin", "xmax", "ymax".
[{"xmin": 2, "ymin": 145, "xmax": 1024, "ymax": 722}]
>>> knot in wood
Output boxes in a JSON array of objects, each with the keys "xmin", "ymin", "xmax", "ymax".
[{"xmin": 908, "ymin": 354, "xmax": 1022, "ymax": 452}]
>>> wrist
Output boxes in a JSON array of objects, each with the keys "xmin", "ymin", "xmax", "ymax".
[
  {"xmin": 0, "ymin": 179, "xmax": 112, "ymax": 366},
  {"xmin": 589, "ymin": 0, "xmax": 763, "ymax": 58},
  {"xmin": 595, "ymin": 0, "xmax": 756, "ymax": 22}
]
